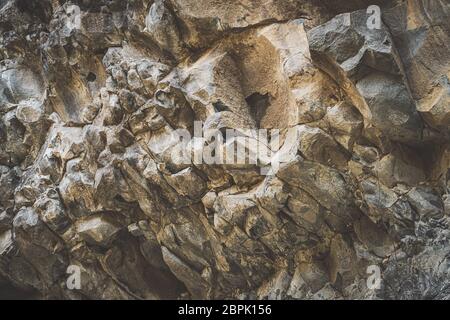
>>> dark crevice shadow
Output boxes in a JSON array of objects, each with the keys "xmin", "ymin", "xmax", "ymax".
[{"xmin": 0, "ymin": 282, "xmax": 40, "ymax": 300}]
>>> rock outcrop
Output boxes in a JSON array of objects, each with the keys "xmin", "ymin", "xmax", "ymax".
[{"xmin": 0, "ymin": 0, "xmax": 449, "ymax": 300}]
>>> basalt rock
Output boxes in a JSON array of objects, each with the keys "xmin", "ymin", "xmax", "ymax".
[{"xmin": 0, "ymin": 0, "xmax": 449, "ymax": 300}]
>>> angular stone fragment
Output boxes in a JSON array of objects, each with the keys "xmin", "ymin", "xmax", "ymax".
[
  {"xmin": 287, "ymin": 261, "xmax": 329, "ymax": 299},
  {"xmin": 383, "ymin": 1, "xmax": 450, "ymax": 106},
  {"xmin": 286, "ymin": 187, "xmax": 324, "ymax": 233},
  {"xmin": 0, "ymin": 0, "xmax": 448, "ymax": 301},
  {"xmin": 296, "ymin": 125, "xmax": 349, "ymax": 169},
  {"xmin": 257, "ymin": 270, "xmax": 291, "ymax": 300},
  {"xmin": 416, "ymin": 77, "xmax": 450, "ymax": 131},
  {"xmin": 308, "ymin": 10, "xmax": 423, "ymax": 144},
  {"xmin": 374, "ymin": 149, "xmax": 427, "ymax": 187},
  {"xmin": 406, "ymin": 187, "xmax": 444, "ymax": 221},
  {"xmin": 355, "ymin": 72, "xmax": 423, "ymax": 142},
  {"xmin": 168, "ymin": 0, "xmax": 309, "ymax": 48},
  {"xmin": 354, "ymin": 215, "xmax": 395, "ymax": 257},
  {"xmin": 76, "ymin": 214, "xmax": 122, "ymax": 247},
  {"xmin": 161, "ymin": 246, "xmax": 210, "ymax": 299},
  {"xmin": 326, "ymin": 101, "xmax": 363, "ymax": 151},
  {"xmin": 164, "ymin": 167, "xmax": 207, "ymax": 201},
  {"xmin": 277, "ymin": 156, "xmax": 354, "ymax": 213},
  {"xmin": 145, "ymin": 0, "xmax": 187, "ymax": 59},
  {"xmin": 2, "ymin": 207, "xmax": 68, "ymax": 293},
  {"xmin": 360, "ymin": 178, "xmax": 398, "ymax": 222},
  {"xmin": 328, "ymin": 235, "xmax": 358, "ymax": 287}
]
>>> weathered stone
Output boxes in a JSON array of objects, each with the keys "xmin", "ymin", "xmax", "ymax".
[
  {"xmin": 287, "ymin": 261, "xmax": 329, "ymax": 299},
  {"xmin": 416, "ymin": 77, "xmax": 450, "ymax": 131},
  {"xmin": 0, "ymin": 0, "xmax": 448, "ymax": 301},
  {"xmin": 164, "ymin": 167, "xmax": 207, "ymax": 201},
  {"xmin": 360, "ymin": 178, "xmax": 398, "ymax": 223},
  {"xmin": 296, "ymin": 125, "xmax": 350, "ymax": 169},
  {"xmin": 0, "ymin": 229, "xmax": 13, "ymax": 256},
  {"xmin": 76, "ymin": 214, "xmax": 122, "ymax": 247},
  {"xmin": 144, "ymin": 0, "xmax": 187, "ymax": 60},
  {"xmin": 444, "ymin": 195, "xmax": 450, "ymax": 216},
  {"xmin": 353, "ymin": 215, "xmax": 395, "ymax": 257},
  {"xmin": 277, "ymin": 156, "xmax": 354, "ymax": 214},
  {"xmin": 374, "ymin": 149, "xmax": 427, "ymax": 187},
  {"xmin": 161, "ymin": 246, "xmax": 210, "ymax": 299},
  {"xmin": 167, "ymin": 0, "xmax": 309, "ymax": 49},
  {"xmin": 326, "ymin": 101, "xmax": 363, "ymax": 151},
  {"xmin": 328, "ymin": 234, "xmax": 358, "ymax": 288},
  {"xmin": 308, "ymin": 9, "xmax": 424, "ymax": 144},
  {"xmin": 16, "ymin": 100, "xmax": 44, "ymax": 124},
  {"xmin": 384, "ymin": 1, "xmax": 450, "ymax": 109},
  {"xmin": 407, "ymin": 187, "xmax": 444, "ymax": 221},
  {"xmin": 257, "ymin": 270, "xmax": 291, "ymax": 300}
]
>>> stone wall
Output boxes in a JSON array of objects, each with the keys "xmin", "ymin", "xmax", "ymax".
[{"xmin": 0, "ymin": 0, "xmax": 449, "ymax": 299}]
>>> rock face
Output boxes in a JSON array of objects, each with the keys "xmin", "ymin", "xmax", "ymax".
[{"xmin": 0, "ymin": 0, "xmax": 449, "ymax": 300}]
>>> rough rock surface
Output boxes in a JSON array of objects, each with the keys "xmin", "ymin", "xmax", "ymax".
[{"xmin": 0, "ymin": 0, "xmax": 449, "ymax": 300}]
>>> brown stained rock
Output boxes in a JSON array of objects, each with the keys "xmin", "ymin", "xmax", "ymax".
[
  {"xmin": 76, "ymin": 214, "xmax": 122, "ymax": 247},
  {"xmin": 161, "ymin": 246, "xmax": 210, "ymax": 299},
  {"xmin": 166, "ymin": 0, "xmax": 310, "ymax": 49},
  {"xmin": 296, "ymin": 125, "xmax": 350, "ymax": 169},
  {"xmin": 0, "ymin": 229, "xmax": 13, "ymax": 256},
  {"xmin": 0, "ymin": 0, "xmax": 449, "ymax": 300},
  {"xmin": 353, "ymin": 215, "xmax": 396, "ymax": 258},
  {"xmin": 383, "ymin": 1, "xmax": 450, "ymax": 104},
  {"xmin": 257, "ymin": 269, "xmax": 291, "ymax": 300},
  {"xmin": 326, "ymin": 101, "xmax": 363, "ymax": 151},
  {"xmin": 328, "ymin": 234, "xmax": 358, "ymax": 288},
  {"xmin": 307, "ymin": 10, "xmax": 424, "ymax": 145},
  {"xmin": 277, "ymin": 156, "xmax": 354, "ymax": 213}
]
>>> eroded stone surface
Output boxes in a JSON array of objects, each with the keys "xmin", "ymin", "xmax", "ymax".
[{"xmin": 0, "ymin": 0, "xmax": 448, "ymax": 300}]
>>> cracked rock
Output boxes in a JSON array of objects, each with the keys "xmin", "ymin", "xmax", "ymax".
[{"xmin": 0, "ymin": 0, "xmax": 448, "ymax": 300}]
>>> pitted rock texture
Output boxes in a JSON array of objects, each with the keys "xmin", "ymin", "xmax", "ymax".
[{"xmin": 0, "ymin": 0, "xmax": 449, "ymax": 300}]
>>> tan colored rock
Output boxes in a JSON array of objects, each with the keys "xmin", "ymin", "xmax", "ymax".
[
  {"xmin": 168, "ymin": 0, "xmax": 308, "ymax": 48},
  {"xmin": 374, "ymin": 150, "xmax": 427, "ymax": 187},
  {"xmin": 308, "ymin": 10, "xmax": 424, "ymax": 144},
  {"xmin": 0, "ymin": 230, "xmax": 13, "ymax": 255},
  {"xmin": 296, "ymin": 125, "xmax": 350, "ymax": 169},
  {"xmin": 326, "ymin": 101, "xmax": 363, "ymax": 151},
  {"xmin": 257, "ymin": 269, "xmax": 291, "ymax": 300},
  {"xmin": 328, "ymin": 234, "xmax": 358, "ymax": 287},
  {"xmin": 416, "ymin": 77, "xmax": 450, "ymax": 131},
  {"xmin": 76, "ymin": 214, "xmax": 122, "ymax": 247},
  {"xmin": 354, "ymin": 215, "xmax": 396, "ymax": 257},
  {"xmin": 277, "ymin": 156, "xmax": 354, "ymax": 214},
  {"xmin": 161, "ymin": 246, "xmax": 210, "ymax": 299},
  {"xmin": 0, "ymin": 0, "xmax": 448, "ymax": 300}
]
